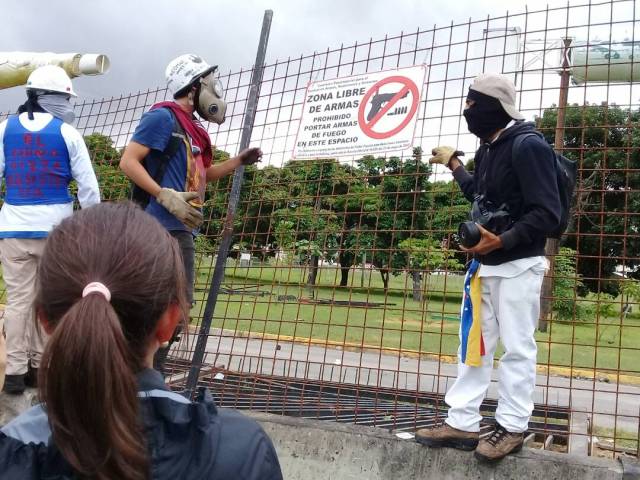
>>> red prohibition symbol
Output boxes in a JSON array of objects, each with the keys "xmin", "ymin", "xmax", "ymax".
[{"xmin": 358, "ymin": 75, "xmax": 420, "ymax": 140}]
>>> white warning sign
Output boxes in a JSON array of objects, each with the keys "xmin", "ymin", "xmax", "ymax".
[{"xmin": 293, "ymin": 65, "xmax": 426, "ymax": 159}]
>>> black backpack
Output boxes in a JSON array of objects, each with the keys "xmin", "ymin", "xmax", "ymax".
[
  {"xmin": 512, "ymin": 133, "xmax": 577, "ymax": 239},
  {"xmin": 130, "ymin": 109, "xmax": 186, "ymax": 208}
]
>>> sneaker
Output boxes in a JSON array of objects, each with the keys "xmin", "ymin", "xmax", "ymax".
[
  {"xmin": 415, "ymin": 422, "xmax": 479, "ymax": 451},
  {"xmin": 2, "ymin": 374, "xmax": 26, "ymax": 395},
  {"xmin": 474, "ymin": 423, "xmax": 524, "ymax": 462}
]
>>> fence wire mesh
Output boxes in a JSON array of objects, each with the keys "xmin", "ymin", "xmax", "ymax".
[{"xmin": 1, "ymin": 0, "xmax": 639, "ymax": 458}]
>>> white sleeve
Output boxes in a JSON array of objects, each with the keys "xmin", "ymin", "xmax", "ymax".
[
  {"xmin": 0, "ymin": 120, "xmax": 7, "ymax": 181},
  {"xmin": 61, "ymin": 124, "xmax": 101, "ymax": 208}
]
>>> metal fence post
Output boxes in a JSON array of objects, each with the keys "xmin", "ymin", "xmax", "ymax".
[{"xmin": 184, "ymin": 10, "xmax": 273, "ymax": 398}]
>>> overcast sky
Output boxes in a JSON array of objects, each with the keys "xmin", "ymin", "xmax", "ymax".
[{"xmin": 0, "ymin": 0, "xmax": 581, "ymax": 109}]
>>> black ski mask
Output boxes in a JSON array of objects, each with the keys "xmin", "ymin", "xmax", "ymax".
[{"xmin": 463, "ymin": 89, "xmax": 513, "ymax": 141}]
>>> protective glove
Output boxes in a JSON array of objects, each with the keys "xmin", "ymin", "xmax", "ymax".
[
  {"xmin": 156, "ymin": 188, "xmax": 204, "ymax": 229},
  {"xmin": 429, "ymin": 146, "xmax": 464, "ymax": 168},
  {"xmin": 238, "ymin": 147, "xmax": 263, "ymax": 166}
]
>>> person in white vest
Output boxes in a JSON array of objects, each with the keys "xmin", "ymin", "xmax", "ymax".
[{"xmin": 0, "ymin": 65, "xmax": 100, "ymax": 394}]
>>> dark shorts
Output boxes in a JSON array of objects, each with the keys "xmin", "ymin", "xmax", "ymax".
[{"xmin": 170, "ymin": 230, "xmax": 195, "ymax": 306}]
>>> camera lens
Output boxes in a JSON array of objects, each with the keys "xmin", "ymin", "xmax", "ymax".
[{"xmin": 458, "ymin": 221, "xmax": 481, "ymax": 248}]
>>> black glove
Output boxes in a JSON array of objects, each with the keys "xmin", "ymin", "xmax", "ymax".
[{"xmin": 238, "ymin": 147, "xmax": 263, "ymax": 166}]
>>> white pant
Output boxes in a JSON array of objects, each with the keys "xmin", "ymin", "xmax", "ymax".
[
  {"xmin": 0, "ymin": 310, "xmax": 5, "ymax": 389},
  {"xmin": 0, "ymin": 238, "xmax": 47, "ymax": 376},
  {"xmin": 445, "ymin": 264, "xmax": 545, "ymax": 433}
]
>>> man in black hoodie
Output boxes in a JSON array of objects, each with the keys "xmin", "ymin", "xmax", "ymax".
[{"xmin": 415, "ymin": 73, "xmax": 561, "ymax": 462}]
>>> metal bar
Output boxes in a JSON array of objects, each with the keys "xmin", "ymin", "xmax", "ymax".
[
  {"xmin": 544, "ymin": 434, "xmax": 555, "ymax": 450},
  {"xmin": 185, "ymin": 9, "xmax": 274, "ymax": 397}
]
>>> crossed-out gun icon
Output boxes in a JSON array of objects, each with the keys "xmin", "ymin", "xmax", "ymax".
[{"xmin": 366, "ymin": 89, "xmax": 410, "ymax": 122}]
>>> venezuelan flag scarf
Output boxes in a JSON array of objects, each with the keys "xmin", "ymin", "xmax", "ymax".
[{"xmin": 460, "ymin": 259, "xmax": 485, "ymax": 367}]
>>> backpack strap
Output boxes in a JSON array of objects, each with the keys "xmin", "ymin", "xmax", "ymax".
[
  {"xmin": 511, "ymin": 132, "xmax": 540, "ymax": 161},
  {"xmin": 130, "ymin": 108, "xmax": 187, "ymax": 207},
  {"xmin": 146, "ymin": 108, "xmax": 186, "ymax": 185}
]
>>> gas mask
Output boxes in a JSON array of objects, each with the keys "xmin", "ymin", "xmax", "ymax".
[{"xmin": 195, "ymin": 71, "xmax": 227, "ymax": 124}]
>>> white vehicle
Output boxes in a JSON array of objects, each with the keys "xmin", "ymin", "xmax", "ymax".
[{"xmin": 571, "ymin": 40, "xmax": 640, "ymax": 83}]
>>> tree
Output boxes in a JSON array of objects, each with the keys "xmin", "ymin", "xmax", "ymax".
[
  {"xmin": 256, "ymin": 159, "xmax": 349, "ymax": 295},
  {"xmin": 337, "ymin": 226, "xmax": 374, "ymax": 287},
  {"xmin": 398, "ymin": 237, "xmax": 463, "ymax": 301},
  {"xmin": 537, "ymin": 103, "xmax": 640, "ymax": 293},
  {"xmin": 332, "ymin": 164, "xmax": 376, "ymax": 287},
  {"xmin": 201, "ymin": 149, "xmax": 255, "ymax": 245},
  {"xmin": 272, "ymin": 202, "xmax": 340, "ymax": 297},
  {"xmin": 366, "ymin": 148, "xmax": 433, "ymax": 292},
  {"xmin": 552, "ymin": 247, "xmax": 584, "ymax": 321},
  {"xmin": 91, "ymin": 163, "xmax": 129, "ymax": 201},
  {"xmin": 239, "ymin": 164, "xmax": 292, "ymax": 250},
  {"xmin": 82, "ymin": 133, "xmax": 128, "ymax": 201},
  {"xmin": 429, "ymin": 180, "xmax": 469, "ymax": 266},
  {"xmin": 83, "ymin": 133, "xmax": 121, "ymax": 166},
  {"xmin": 274, "ymin": 219, "xmax": 295, "ymax": 254},
  {"xmin": 621, "ymin": 279, "xmax": 640, "ymax": 316}
]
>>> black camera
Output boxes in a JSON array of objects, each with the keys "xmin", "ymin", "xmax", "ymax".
[{"xmin": 458, "ymin": 195, "xmax": 512, "ymax": 248}]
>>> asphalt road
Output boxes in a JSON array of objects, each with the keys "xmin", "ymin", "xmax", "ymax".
[{"xmin": 172, "ymin": 330, "xmax": 640, "ymax": 449}]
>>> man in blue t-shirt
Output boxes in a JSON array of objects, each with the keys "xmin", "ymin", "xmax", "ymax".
[{"xmin": 120, "ymin": 54, "xmax": 261, "ymax": 373}]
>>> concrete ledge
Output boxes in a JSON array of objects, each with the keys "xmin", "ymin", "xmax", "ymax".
[
  {"xmin": 249, "ymin": 412, "xmax": 630, "ymax": 480},
  {"xmin": 1, "ymin": 393, "xmax": 634, "ymax": 479}
]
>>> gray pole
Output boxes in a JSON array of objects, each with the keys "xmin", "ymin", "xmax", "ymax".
[{"xmin": 185, "ymin": 10, "xmax": 273, "ymax": 397}]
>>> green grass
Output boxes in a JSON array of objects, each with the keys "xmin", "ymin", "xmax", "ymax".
[
  {"xmin": 1, "ymin": 255, "xmax": 635, "ymax": 377},
  {"xmin": 593, "ymin": 426, "xmax": 639, "ymax": 451},
  {"xmin": 193, "ymin": 257, "xmax": 464, "ymax": 356},
  {"xmin": 189, "ymin": 259, "xmax": 640, "ymax": 377}
]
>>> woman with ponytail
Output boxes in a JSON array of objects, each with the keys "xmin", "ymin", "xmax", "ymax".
[{"xmin": 0, "ymin": 202, "xmax": 282, "ymax": 480}]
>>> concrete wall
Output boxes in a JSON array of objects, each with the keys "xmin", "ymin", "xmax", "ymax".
[
  {"xmin": 1, "ymin": 393, "xmax": 636, "ymax": 479},
  {"xmin": 249, "ymin": 412, "xmax": 634, "ymax": 480}
]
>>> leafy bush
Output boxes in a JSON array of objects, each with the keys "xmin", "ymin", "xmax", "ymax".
[{"xmin": 553, "ymin": 247, "xmax": 584, "ymax": 321}]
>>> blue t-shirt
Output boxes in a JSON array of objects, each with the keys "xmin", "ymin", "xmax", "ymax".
[{"xmin": 131, "ymin": 108, "xmax": 207, "ymax": 232}]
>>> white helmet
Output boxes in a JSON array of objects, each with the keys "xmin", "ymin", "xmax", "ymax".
[
  {"xmin": 26, "ymin": 65, "xmax": 76, "ymax": 97},
  {"xmin": 165, "ymin": 54, "xmax": 216, "ymax": 98}
]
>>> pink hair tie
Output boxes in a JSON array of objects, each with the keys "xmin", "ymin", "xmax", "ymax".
[{"xmin": 82, "ymin": 282, "xmax": 111, "ymax": 302}]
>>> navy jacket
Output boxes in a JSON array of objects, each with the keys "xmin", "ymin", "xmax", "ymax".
[
  {"xmin": 0, "ymin": 369, "xmax": 283, "ymax": 480},
  {"xmin": 453, "ymin": 121, "xmax": 562, "ymax": 265}
]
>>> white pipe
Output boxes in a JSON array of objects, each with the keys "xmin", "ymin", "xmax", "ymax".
[
  {"xmin": 77, "ymin": 54, "xmax": 110, "ymax": 76},
  {"xmin": 0, "ymin": 52, "xmax": 110, "ymax": 89}
]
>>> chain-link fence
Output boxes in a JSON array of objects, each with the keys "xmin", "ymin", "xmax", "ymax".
[{"xmin": 1, "ymin": 0, "xmax": 639, "ymax": 458}]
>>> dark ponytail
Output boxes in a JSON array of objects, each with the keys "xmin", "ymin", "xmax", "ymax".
[
  {"xmin": 17, "ymin": 90, "xmax": 46, "ymax": 120},
  {"xmin": 36, "ymin": 202, "xmax": 188, "ymax": 480},
  {"xmin": 40, "ymin": 295, "xmax": 147, "ymax": 479}
]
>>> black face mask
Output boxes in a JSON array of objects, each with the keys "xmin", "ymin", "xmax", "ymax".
[{"xmin": 463, "ymin": 89, "xmax": 513, "ymax": 141}]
